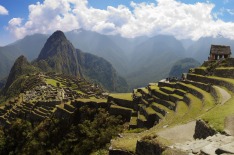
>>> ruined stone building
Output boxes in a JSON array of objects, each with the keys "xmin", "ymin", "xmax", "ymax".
[{"xmin": 208, "ymin": 45, "xmax": 231, "ymax": 60}]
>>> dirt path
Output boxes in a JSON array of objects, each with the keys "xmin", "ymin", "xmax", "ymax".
[
  {"xmin": 157, "ymin": 121, "xmax": 196, "ymax": 143},
  {"xmin": 224, "ymin": 115, "xmax": 234, "ymax": 136},
  {"xmin": 213, "ymin": 86, "xmax": 231, "ymax": 104}
]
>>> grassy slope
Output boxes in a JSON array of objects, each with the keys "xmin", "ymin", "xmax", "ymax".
[{"xmin": 201, "ymin": 95, "xmax": 234, "ymax": 132}]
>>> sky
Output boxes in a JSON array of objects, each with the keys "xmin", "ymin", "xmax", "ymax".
[{"xmin": 1, "ymin": 0, "xmax": 234, "ymax": 46}]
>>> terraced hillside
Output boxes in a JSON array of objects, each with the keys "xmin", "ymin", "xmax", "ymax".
[
  {"xmin": 0, "ymin": 72, "xmax": 108, "ymax": 126},
  {"xmin": 109, "ymin": 58, "xmax": 234, "ymax": 155}
]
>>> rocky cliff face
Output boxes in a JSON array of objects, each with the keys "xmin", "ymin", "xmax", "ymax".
[{"xmin": 37, "ymin": 30, "xmax": 82, "ymax": 76}]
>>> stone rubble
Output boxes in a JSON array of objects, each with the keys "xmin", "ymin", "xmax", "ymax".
[{"xmin": 172, "ymin": 133, "xmax": 234, "ymax": 154}]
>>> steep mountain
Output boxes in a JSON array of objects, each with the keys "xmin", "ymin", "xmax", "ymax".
[
  {"xmin": 169, "ymin": 58, "xmax": 200, "ymax": 78},
  {"xmin": 65, "ymin": 29, "xmax": 128, "ymax": 75},
  {"xmin": 4, "ymin": 55, "xmax": 39, "ymax": 96},
  {"xmin": 187, "ymin": 37, "xmax": 234, "ymax": 62},
  {"xmin": 37, "ymin": 30, "xmax": 81, "ymax": 76},
  {"xmin": 0, "ymin": 52, "xmax": 12, "ymax": 79},
  {"xmin": 35, "ymin": 30, "xmax": 128, "ymax": 92},
  {"xmin": 76, "ymin": 49, "xmax": 128, "ymax": 92},
  {"xmin": 0, "ymin": 34, "xmax": 48, "ymax": 79},
  {"xmin": 126, "ymin": 35, "xmax": 186, "ymax": 88}
]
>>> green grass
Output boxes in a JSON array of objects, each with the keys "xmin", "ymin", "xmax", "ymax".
[
  {"xmin": 216, "ymin": 67, "xmax": 234, "ymax": 69},
  {"xmin": 180, "ymin": 83, "xmax": 215, "ymax": 111},
  {"xmin": 201, "ymin": 96, "xmax": 234, "ymax": 132},
  {"xmin": 145, "ymin": 107, "xmax": 156, "ymax": 115},
  {"xmin": 77, "ymin": 98, "xmax": 107, "ymax": 103},
  {"xmin": 110, "ymin": 105, "xmax": 132, "ymax": 111},
  {"xmin": 129, "ymin": 116, "xmax": 138, "ymax": 126},
  {"xmin": 151, "ymin": 102, "xmax": 172, "ymax": 113},
  {"xmin": 139, "ymin": 114, "xmax": 147, "ymax": 121},
  {"xmin": 45, "ymin": 78, "xmax": 64, "ymax": 87},
  {"xmin": 169, "ymin": 94, "xmax": 183, "ymax": 100},
  {"xmin": 109, "ymin": 93, "xmax": 133, "ymax": 101}
]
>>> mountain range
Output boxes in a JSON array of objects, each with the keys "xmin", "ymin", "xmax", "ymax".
[
  {"xmin": 3, "ymin": 31, "xmax": 128, "ymax": 93},
  {"xmin": 0, "ymin": 29, "xmax": 233, "ymax": 89}
]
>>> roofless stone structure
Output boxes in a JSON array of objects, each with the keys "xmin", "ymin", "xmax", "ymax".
[{"xmin": 208, "ymin": 45, "xmax": 231, "ymax": 61}]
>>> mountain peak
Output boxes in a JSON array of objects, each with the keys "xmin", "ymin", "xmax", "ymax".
[
  {"xmin": 15, "ymin": 55, "xmax": 29, "ymax": 65},
  {"xmin": 4, "ymin": 55, "xmax": 37, "ymax": 91},
  {"xmin": 37, "ymin": 30, "xmax": 74, "ymax": 60},
  {"xmin": 51, "ymin": 30, "xmax": 67, "ymax": 40}
]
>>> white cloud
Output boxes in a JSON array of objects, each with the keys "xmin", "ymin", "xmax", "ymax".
[
  {"xmin": 0, "ymin": 5, "xmax": 8, "ymax": 15},
  {"xmin": 6, "ymin": 0, "xmax": 234, "ymax": 40},
  {"xmin": 227, "ymin": 9, "xmax": 234, "ymax": 16}
]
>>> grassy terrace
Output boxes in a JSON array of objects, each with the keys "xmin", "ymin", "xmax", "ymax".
[
  {"xmin": 109, "ymin": 93, "xmax": 133, "ymax": 101},
  {"xmin": 160, "ymin": 87, "xmax": 174, "ymax": 94},
  {"xmin": 129, "ymin": 116, "xmax": 137, "ymax": 126},
  {"xmin": 150, "ymin": 86, "xmax": 169, "ymax": 97},
  {"xmin": 189, "ymin": 73, "xmax": 234, "ymax": 86},
  {"xmin": 145, "ymin": 107, "xmax": 156, "ymax": 115},
  {"xmin": 169, "ymin": 94, "xmax": 183, "ymax": 100},
  {"xmin": 111, "ymin": 100, "xmax": 189, "ymax": 153},
  {"xmin": 201, "ymin": 96, "xmax": 234, "ymax": 132},
  {"xmin": 76, "ymin": 98, "xmax": 107, "ymax": 103},
  {"xmin": 138, "ymin": 114, "xmax": 147, "ymax": 121},
  {"xmin": 151, "ymin": 102, "xmax": 172, "ymax": 113},
  {"xmin": 45, "ymin": 78, "xmax": 65, "ymax": 87},
  {"xmin": 110, "ymin": 105, "xmax": 133, "ymax": 111},
  {"xmin": 216, "ymin": 67, "xmax": 234, "ymax": 69},
  {"xmin": 179, "ymin": 83, "xmax": 215, "ymax": 110}
]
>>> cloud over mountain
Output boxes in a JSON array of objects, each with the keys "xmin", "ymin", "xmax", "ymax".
[{"xmin": 7, "ymin": 0, "xmax": 234, "ymax": 40}]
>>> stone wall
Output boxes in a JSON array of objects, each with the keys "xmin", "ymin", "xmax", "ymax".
[
  {"xmin": 37, "ymin": 100, "xmax": 62, "ymax": 107},
  {"xmin": 71, "ymin": 100, "xmax": 110, "ymax": 109},
  {"xmin": 153, "ymin": 97, "xmax": 176, "ymax": 111},
  {"xmin": 109, "ymin": 106, "xmax": 132, "ymax": 122},
  {"xmin": 109, "ymin": 149, "xmax": 134, "ymax": 155},
  {"xmin": 182, "ymin": 80, "xmax": 210, "ymax": 92},
  {"xmin": 194, "ymin": 68, "xmax": 207, "ymax": 75},
  {"xmin": 193, "ymin": 119, "xmax": 217, "ymax": 139},
  {"xmin": 176, "ymin": 83, "xmax": 204, "ymax": 100},
  {"xmin": 158, "ymin": 82, "xmax": 175, "ymax": 88},
  {"xmin": 108, "ymin": 96, "xmax": 136, "ymax": 110},
  {"xmin": 226, "ymin": 58, "xmax": 234, "ymax": 66},
  {"xmin": 53, "ymin": 106, "xmax": 74, "ymax": 122},
  {"xmin": 136, "ymin": 140, "xmax": 166, "ymax": 155},
  {"xmin": 151, "ymin": 90, "xmax": 169, "ymax": 101},
  {"xmin": 183, "ymin": 95, "xmax": 191, "ymax": 106},
  {"xmin": 210, "ymin": 86, "xmax": 220, "ymax": 104},
  {"xmin": 213, "ymin": 69, "xmax": 234, "ymax": 78},
  {"xmin": 187, "ymin": 74, "xmax": 234, "ymax": 93}
]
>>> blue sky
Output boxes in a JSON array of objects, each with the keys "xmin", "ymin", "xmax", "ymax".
[{"xmin": 0, "ymin": 0, "xmax": 234, "ymax": 45}]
